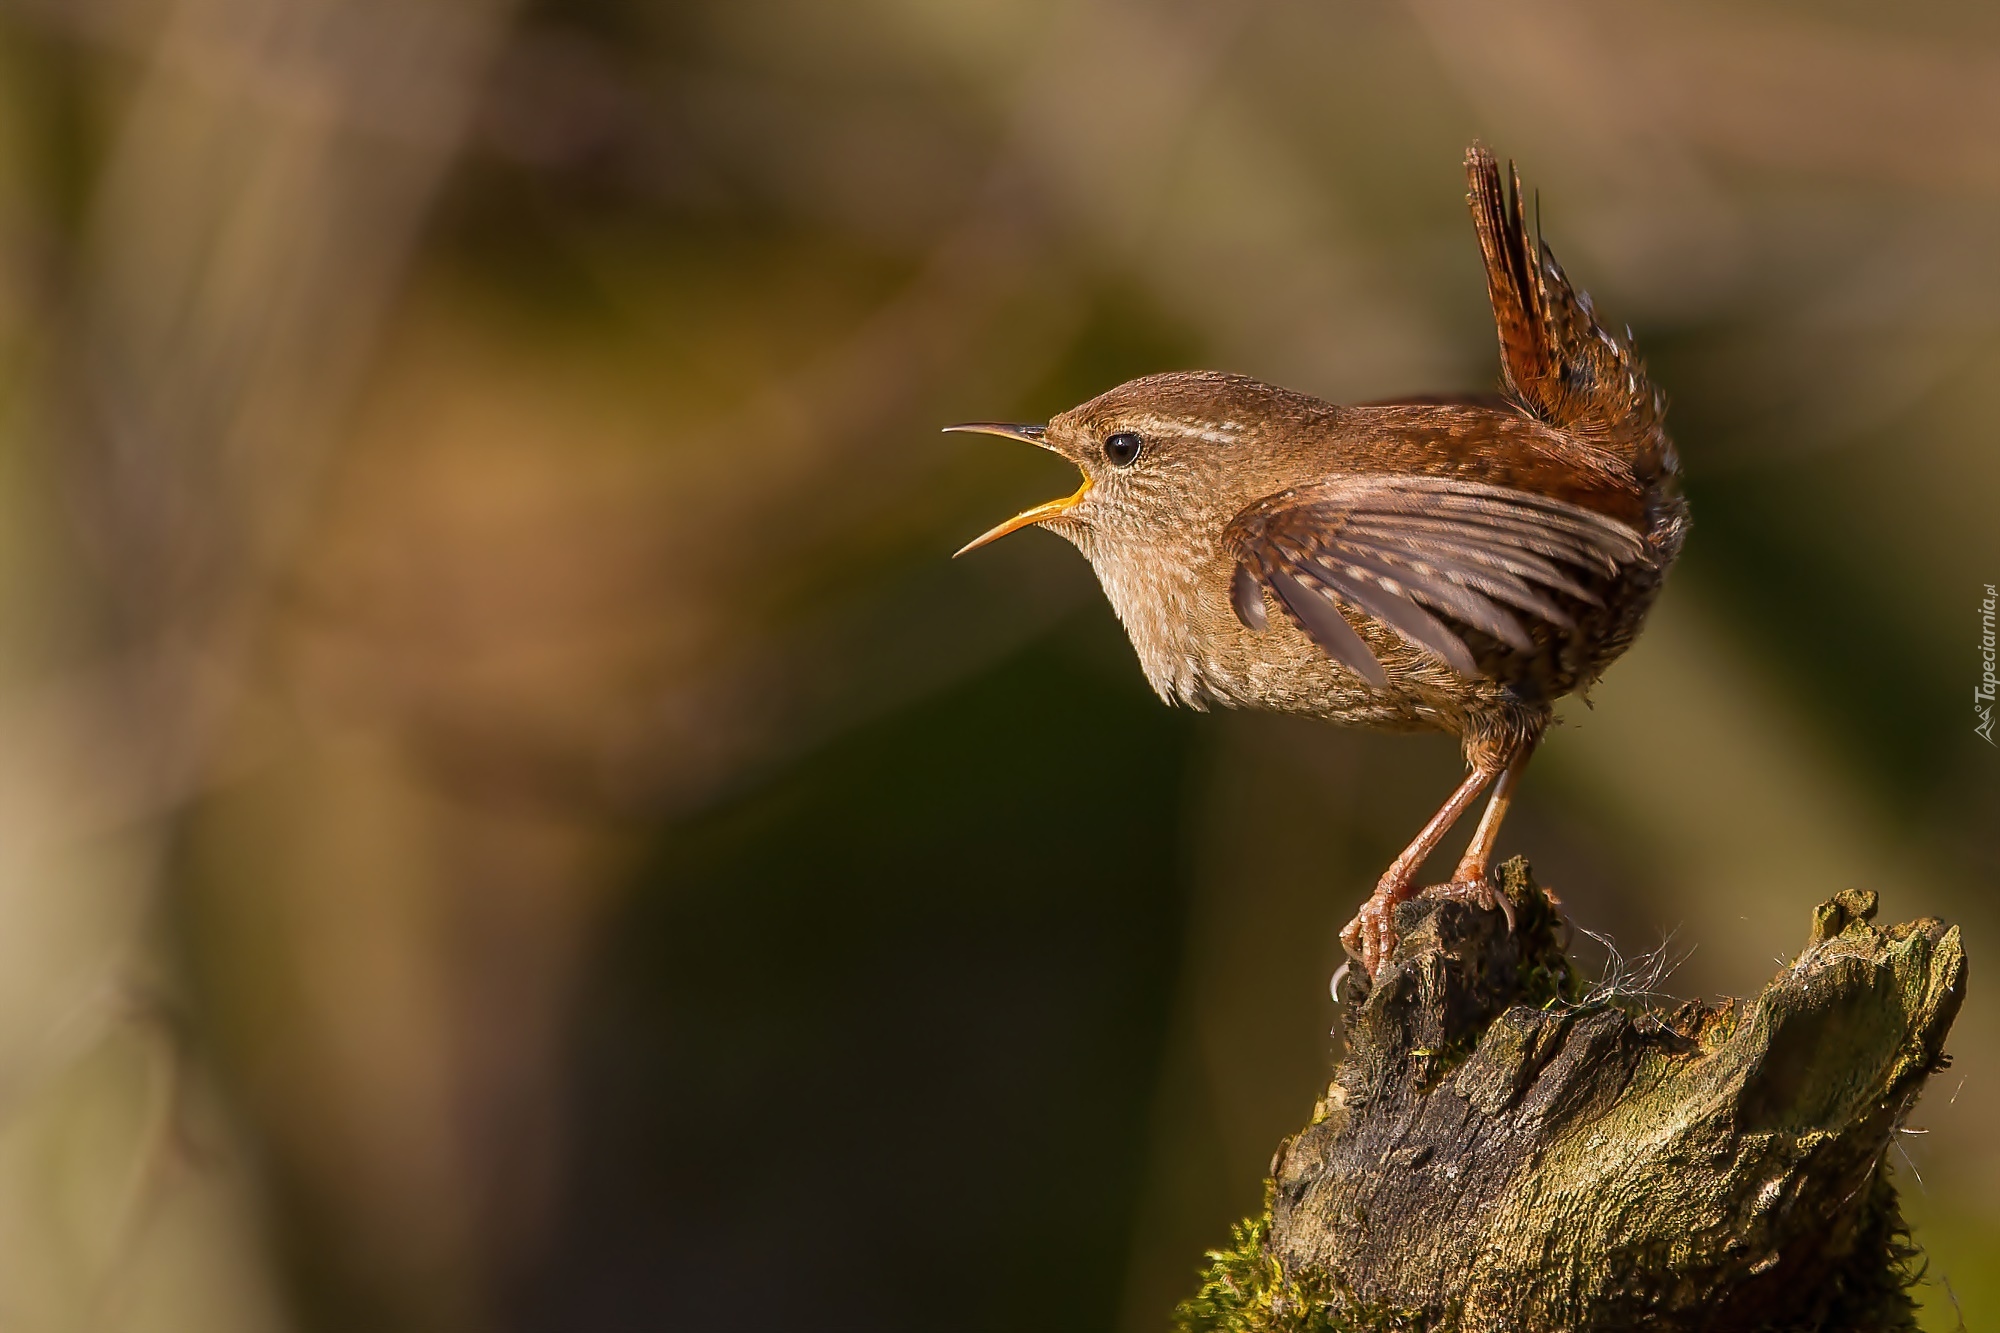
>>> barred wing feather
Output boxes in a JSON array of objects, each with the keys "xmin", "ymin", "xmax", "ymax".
[{"xmin": 1224, "ymin": 474, "xmax": 1647, "ymax": 683}]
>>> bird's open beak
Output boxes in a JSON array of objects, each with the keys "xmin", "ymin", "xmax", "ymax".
[{"xmin": 944, "ymin": 422, "xmax": 1092, "ymax": 557}]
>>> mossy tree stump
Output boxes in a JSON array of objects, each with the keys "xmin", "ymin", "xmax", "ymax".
[{"xmin": 1177, "ymin": 860, "xmax": 1964, "ymax": 1333}]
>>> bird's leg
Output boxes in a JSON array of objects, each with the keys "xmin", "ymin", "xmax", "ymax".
[
  {"xmin": 1340, "ymin": 758, "xmax": 1502, "ymax": 977},
  {"xmin": 1423, "ymin": 741, "xmax": 1536, "ymax": 930}
]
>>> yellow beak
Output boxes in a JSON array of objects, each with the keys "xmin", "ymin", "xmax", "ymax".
[{"xmin": 944, "ymin": 422, "xmax": 1092, "ymax": 557}]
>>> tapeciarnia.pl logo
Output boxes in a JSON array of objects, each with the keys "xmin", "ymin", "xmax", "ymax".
[{"xmin": 1979, "ymin": 583, "xmax": 1997, "ymax": 745}]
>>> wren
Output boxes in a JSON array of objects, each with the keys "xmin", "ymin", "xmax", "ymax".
[{"xmin": 949, "ymin": 147, "xmax": 1687, "ymax": 977}]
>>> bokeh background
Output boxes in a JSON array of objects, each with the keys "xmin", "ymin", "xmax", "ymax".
[{"xmin": 0, "ymin": 0, "xmax": 1993, "ymax": 1329}]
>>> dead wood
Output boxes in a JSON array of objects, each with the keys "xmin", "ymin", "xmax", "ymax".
[{"xmin": 1175, "ymin": 859, "xmax": 1964, "ymax": 1333}]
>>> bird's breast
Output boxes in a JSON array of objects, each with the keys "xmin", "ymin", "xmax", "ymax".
[
  {"xmin": 1084, "ymin": 540, "xmax": 1217, "ymax": 707},
  {"xmin": 1085, "ymin": 536, "xmax": 1444, "ymax": 729}
]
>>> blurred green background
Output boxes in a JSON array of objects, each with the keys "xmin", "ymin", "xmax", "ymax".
[{"xmin": 0, "ymin": 0, "xmax": 1992, "ymax": 1329}]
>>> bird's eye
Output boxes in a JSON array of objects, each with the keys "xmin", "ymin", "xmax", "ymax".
[{"xmin": 1103, "ymin": 432, "xmax": 1144, "ymax": 467}]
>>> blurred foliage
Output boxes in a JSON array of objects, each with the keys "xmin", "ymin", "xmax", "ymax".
[{"xmin": 535, "ymin": 628, "xmax": 1195, "ymax": 1332}]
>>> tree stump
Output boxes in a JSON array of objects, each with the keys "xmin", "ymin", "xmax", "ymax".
[{"xmin": 1175, "ymin": 859, "xmax": 1965, "ymax": 1333}]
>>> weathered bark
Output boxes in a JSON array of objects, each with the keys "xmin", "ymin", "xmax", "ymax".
[{"xmin": 1175, "ymin": 859, "xmax": 1964, "ymax": 1333}]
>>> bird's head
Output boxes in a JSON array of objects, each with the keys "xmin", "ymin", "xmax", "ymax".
[{"xmin": 949, "ymin": 370, "xmax": 1317, "ymax": 567}]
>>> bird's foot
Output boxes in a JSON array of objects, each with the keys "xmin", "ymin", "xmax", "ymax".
[
  {"xmin": 1419, "ymin": 872, "xmax": 1517, "ymax": 932},
  {"xmin": 1341, "ymin": 877, "xmax": 1415, "ymax": 979}
]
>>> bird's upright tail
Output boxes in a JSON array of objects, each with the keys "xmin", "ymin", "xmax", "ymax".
[{"xmin": 1466, "ymin": 146, "xmax": 1675, "ymax": 480}]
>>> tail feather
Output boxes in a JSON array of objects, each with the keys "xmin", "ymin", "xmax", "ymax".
[{"xmin": 1466, "ymin": 146, "xmax": 1672, "ymax": 476}]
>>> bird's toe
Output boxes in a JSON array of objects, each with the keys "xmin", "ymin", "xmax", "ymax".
[
  {"xmin": 1342, "ymin": 891, "xmax": 1401, "ymax": 980},
  {"xmin": 1422, "ymin": 874, "xmax": 1517, "ymax": 931}
]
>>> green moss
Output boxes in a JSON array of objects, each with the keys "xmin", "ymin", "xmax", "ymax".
[
  {"xmin": 1498, "ymin": 857, "xmax": 1585, "ymax": 1014},
  {"xmin": 1173, "ymin": 1188, "xmax": 1438, "ymax": 1333},
  {"xmin": 1817, "ymin": 1164, "xmax": 1925, "ymax": 1333}
]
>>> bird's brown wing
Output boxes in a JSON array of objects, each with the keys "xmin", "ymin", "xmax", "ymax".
[{"xmin": 1223, "ymin": 474, "xmax": 1648, "ymax": 685}]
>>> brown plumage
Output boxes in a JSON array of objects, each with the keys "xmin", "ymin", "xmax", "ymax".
[{"xmin": 949, "ymin": 147, "xmax": 1687, "ymax": 977}]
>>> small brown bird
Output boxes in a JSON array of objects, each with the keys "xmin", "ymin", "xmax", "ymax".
[{"xmin": 950, "ymin": 148, "xmax": 1686, "ymax": 978}]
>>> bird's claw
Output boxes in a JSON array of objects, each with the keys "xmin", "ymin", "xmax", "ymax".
[
  {"xmin": 1340, "ymin": 878, "xmax": 1411, "ymax": 980},
  {"xmin": 1420, "ymin": 873, "xmax": 1517, "ymax": 932},
  {"xmin": 1342, "ymin": 871, "xmax": 1520, "ymax": 983}
]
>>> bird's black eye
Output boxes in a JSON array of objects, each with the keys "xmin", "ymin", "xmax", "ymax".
[{"xmin": 1103, "ymin": 432, "xmax": 1144, "ymax": 467}]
